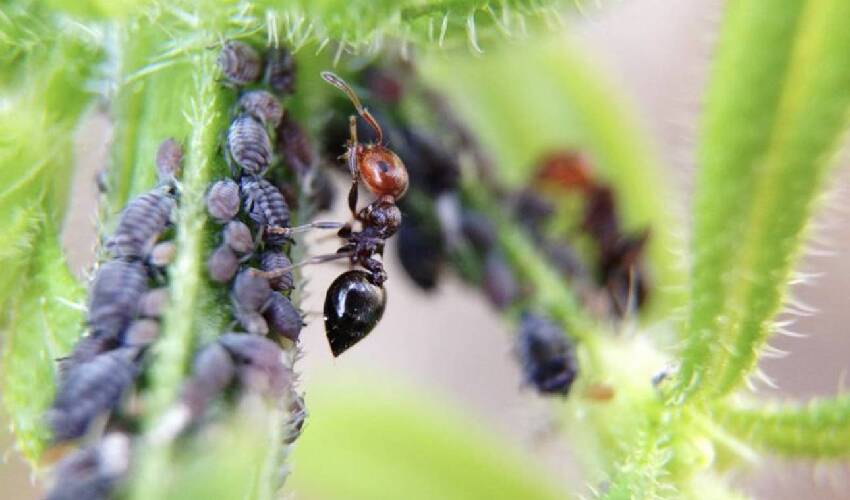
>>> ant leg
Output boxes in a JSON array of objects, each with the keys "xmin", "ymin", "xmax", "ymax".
[
  {"xmin": 267, "ymin": 221, "xmax": 346, "ymax": 237},
  {"xmin": 251, "ymin": 251, "xmax": 354, "ymax": 280},
  {"xmin": 346, "ymin": 115, "xmax": 362, "ymax": 218}
]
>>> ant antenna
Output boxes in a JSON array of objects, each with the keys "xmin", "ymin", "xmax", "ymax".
[{"xmin": 321, "ymin": 71, "xmax": 383, "ymax": 143}]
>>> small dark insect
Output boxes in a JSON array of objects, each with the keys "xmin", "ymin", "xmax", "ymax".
[
  {"xmin": 264, "ymin": 46, "xmax": 296, "ymax": 95},
  {"xmin": 324, "ymin": 270, "xmax": 387, "ymax": 357},
  {"xmin": 259, "ymin": 250, "xmax": 293, "ymax": 291},
  {"xmin": 284, "ymin": 392, "xmax": 306, "ymax": 444},
  {"xmin": 45, "ymin": 433, "xmax": 130, "ymax": 500},
  {"xmin": 218, "ymin": 40, "xmax": 262, "ymax": 86},
  {"xmin": 232, "ymin": 268, "xmax": 272, "ymax": 312},
  {"xmin": 227, "ymin": 115, "xmax": 273, "ymax": 177},
  {"xmin": 207, "ymin": 244, "xmax": 240, "ymax": 284},
  {"xmin": 88, "ymin": 260, "xmax": 148, "ymax": 340},
  {"xmin": 238, "ymin": 90, "xmax": 284, "ymax": 128},
  {"xmin": 514, "ymin": 313, "xmax": 578, "ymax": 396},
  {"xmin": 149, "ymin": 241, "xmax": 177, "ymax": 268},
  {"xmin": 513, "ymin": 188, "xmax": 555, "ymax": 240},
  {"xmin": 482, "ymin": 251, "xmax": 521, "ymax": 310},
  {"xmin": 240, "ymin": 177, "xmax": 290, "ymax": 245},
  {"xmin": 276, "ymin": 113, "xmax": 315, "ymax": 179},
  {"xmin": 542, "ymin": 241, "xmax": 588, "ymax": 281},
  {"xmin": 155, "ymin": 138, "xmax": 183, "ymax": 183},
  {"xmin": 123, "ymin": 318, "xmax": 160, "ymax": 348},
  {"xmin": 223, "ymin": 220, "xmax": 254, "ymax": 254},
  {"xmin": 206, "ymin": 178, "xmax": 241, "ymax": 223},
  {"xmin": 264, "ymin": 292, "xmax": 302, "ymax": 342},
  {"xmin": 106, "ymin": 189, "xmax": 175, "ymax": 259},
  {"xmin": 139, "ymin": 287, "xmax": 169, "ymax": 318},
  {"xmin": 460, "ymin": 211, "xmax": 497, "ymax": 254},
  {"xmin": 48, "ymin": 347, "xmax": 140, "ymax": 442},
  {"xmin": 396, "ymin": 209, "xmax": 443, "ymax": 290},
  {"xmin": 601, "ymin": 231, "xmax": 650, "ymax": 316},
  {"xmin": 217, "ymin": 333, "xmax": 290, "ymax": 397}
]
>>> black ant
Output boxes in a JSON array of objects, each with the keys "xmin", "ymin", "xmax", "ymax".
[{"xmin": 259, "ymin": 71, "xmax": 408, "ymax": 355}]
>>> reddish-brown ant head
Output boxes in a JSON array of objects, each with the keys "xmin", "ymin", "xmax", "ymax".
[{"xmin": 321, "ymin": 71, "xmax": 409, "ymax": 200}]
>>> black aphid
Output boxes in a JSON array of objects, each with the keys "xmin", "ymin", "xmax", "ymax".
[
  {"xmin": 264, "ymin": 46, "xmax": 296, "ymax": 95},
  {"xmin": 397, "ymin": 209, "xmax": 443, "ymax": 290},
  {"xmin": 264, "ymin": 293, "xmax": 302, "ymax": 342},
  {"xmin": 259, "ymin": 250, "xmax": 293, "ymax": 291},
  {"xmin": 323, "ymin": 270, "xmax": 387, "ymax": 357},
  {"xmin": 45, "ymin": 433, "xmax": 130, "ymax": 500},
  {"xmin": 514, "ymin": 313, "xmax": 578, "ymax": 396},
  {"xmin": 218, "ymin": 40, "xmax": 262, "ymax": 86},
  {"xmin": 48, "ymin": 347, "xmax": 140, "ymax": 442},
  {"xmin": 207, "ymin": 244, "xmax": 240, "ymax": 284},
  {"xmin": 223, "ymin": 220, "xmax": 254, "ymax": 254},
  {"xmin": 276, "ymin": 113, "xmax": 314, "ymax": 178},
  {"xmin": 238, "ymin": 90, "xmax": 284, "ymax": 128},
  {"xmin": 227, "ymin": 115, "xmax": 273, "ymax": 177},
  {"xmin": 106, "ymin": 190, "xmax": 175, "ymax": 259},
  {"xmin": 240, "ymin": 177, "xmax": 290, "ymax": 245},
  {"xmin": 482, "ymin": 251, "xmax": 520, "ymax": 310},
  {"xmin": 155, "ymin": 138, "xmax": 183, "ymax": 183},
  {"xmin": 88, "ymin": 260, "xmax": 148, "ymax": 340},
  {"xmin": 206, "ymin": 179, "xmax": 240, "ymax": 223}
]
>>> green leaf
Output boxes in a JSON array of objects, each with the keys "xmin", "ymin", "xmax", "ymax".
[
  {"xmin": 714, "ymin": 396, "xmax": 850, "ymax": 458},
  {"xmin": 0, "ymin": 224, "xmax": 86, "ymax": 463},
  {"xmin": 289, "ymin": 375, "xmax": 568, "ymax": 500},
  {"xmin": 421, "ymin": 36, "xmax": 685, "ymax": 318},
  {"xmin": 674, "ymin": 0, "xmax": 850, "ymax": 401}
]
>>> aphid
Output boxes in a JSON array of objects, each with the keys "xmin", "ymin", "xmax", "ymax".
[
  {"xmin": 58, "ymin": 335, "xmax": 121, "ymax": 378},
  {"xmin": 235, "ymin": 309, "xmax": 269, "ymax": 336},
  {"xmin": 207, "ymin": 244, "xmax": 240, "ymax": 284},
  {"xmin": 149, "ymin": 241, "xmax": 177, "ymax": 268},
  {"xmin": 323, "ymin": 270, "xmax": 387, "ymax": 357},
  {"xmin": 206, "ymin": 179, "xmax": 240, "ymax": 223},
  {"xmin": 397, "ymin": 127, "xmax": 460, "ymax": 196},
  {"xmin": 264, "ymin": 46, "xmax": 296, "ymax": 95},
  {"xmin": 238, "ymin": 90, "xmax": 284, "ymax": 128},
  {"xmin": 284, "ymin": 392, "xmax": 306, "ymax": 444},
  {"xmin": 396, "ymin": 210, "xmax": 443, "ymax": 290},
  {"xmin": 232, "ymin": 269, "xmax": 272, "ymax": 312},
  {"xmin": 513, "ymin": 188, "xmax": 554, "ymax": 239},
  {"xmin": 482, "ymin": 251, "xmax": 520, "ymax": 310},
  {"xmin": 460, "ymin": 211, "xmax": 497, "ymax": 253},
  {"xmin": 155, "ymin": 138, "xmax": 183, "ymax": 183},
  {"xmin": 514, "ymin": 313, "xmax": 578, "ymax": 396},
  {"xmin": 139, "ymin": 287, "xmax": 169, "ymax": 318},
  {"xmin": 123, "ymin": 319, "xmax": 160, "ymax": 348},
  {"xmin": 263, "ymin": 293, "xmax": 302, "ymax": 342},
  {"xmin": 106, "ymin": 189, "xmax": 175, "ymax": 259},
  {"xmin": 45, "ymin": 433, "xmax": 130, "ymax": 500},
  {"xmin": 227, "ymin": 115, "xmax": 273, "ymax": 177},
  {"xmin": 181, "ymin": 342, "xmax": 236, "ymax": 417},
  {"xmin": 88, "ymin": 260, "xmax": 148, "ymax": 340},
  {"xmin": 276, "ymin": 113, "xmax": 315, "ymax": 178},
  {"xmin": 259, "ymin": 250, "xmax": 293, "ymax": 291},
  {"xmin": 240, "ymin": 177, "xmax": 290, "ymax": 245},
  {"xmin": 217, "ymin": 333, "xmax": 290, "ymax": 397},
  {"xmin": 223, "ymin": 220, "xmax": 254, "ymax": 254},
  {"xmin": 218, "ymin": 40, "xmax": 262, "ymax": 86},
  {"xmin": 48, "ymin": 347, "xmax": 140, "ymax": 442}
]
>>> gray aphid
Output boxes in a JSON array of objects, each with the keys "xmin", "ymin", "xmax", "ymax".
[
  {"xmin": 238, "ymin": 90, "xmax": 284, "ymax": 128},
  {"xmin": 88, "ymin": 260, "xmax": 148, "ymax": 339},
  {"xmin": 259, "ymin": 250, "xmax": 293, "ymax": 291},
  {"xmin": 106, "ymin": 190, "xmax": 175, "ymax": 259},
  {"xmin": 227, "ymin": 115, "xmax": 272, "ymax": 177},
  {"xmin": 240, "ymin": 177, "xmax": 290, "ymax": 244},
  {"xmin": 217, "ymin": 333, "xmax": 290, "ymax": 397},
  {"xmin": 207, "ymin": 244, "xmax": 240, "ymax": 284},
  {"xmin": 149, "ymin": 241, "xmax": 177, "ymax": 268},
  {"xmin": 123, "ymin": 319, "xmax": 160, "ymax": 347},
  {"xmin": 182, "ymin": 342, "xmax": 236, "ymax": 416},
  {"xmin": 48, "ymin": 348, "xmax": 140, "ymax": 442},
  {"xmin": 139, "ymin": 288, "xmax": 169, "ymax": 318},
  {"xmin": 217, "ymin": 40, "xmax": 262, "ymax": 85},
  {"xmin": 206, "ymin": 179, "xmax": 240, "ymax": 223},
  {"xmin": 45, "ymin": 433, "xmax": 130, "ymax": 500},
  {"xmin": 155, "ymin": 138, "xmax": 183, "ymax": 183},
  {"xmin": 232, "ymin": 269, "xmax": 272, "ymax": 311},
  {"xmin": 263, "ymin": 293, "xmax": 302, "ymax": 342},
  {"xmin": 223, "ymin": 220, "xmax": 254, "ymax": 254}
]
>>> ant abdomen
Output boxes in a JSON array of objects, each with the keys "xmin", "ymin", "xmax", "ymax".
[{"xmin": 323, "ymin": 270, "xmax": 387, "ymax": 357}]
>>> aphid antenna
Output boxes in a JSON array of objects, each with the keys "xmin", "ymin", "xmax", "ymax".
[
  {"xmin": 252, "ymin": 251, "xmax": 354, "ymax": 280},
  {"xmin": 320, "ymin": 71, "xmax": 383, "ymax": 143}
]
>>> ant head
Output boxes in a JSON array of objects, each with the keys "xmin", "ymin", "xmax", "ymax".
[{"xmin": 321, "ymin": 71, "xmax": 384, "ymax": 144}]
